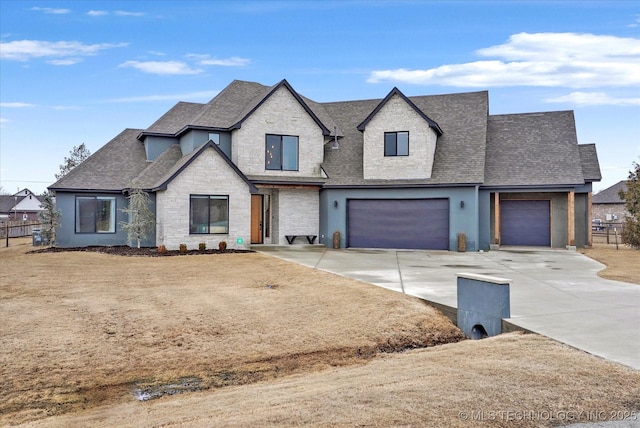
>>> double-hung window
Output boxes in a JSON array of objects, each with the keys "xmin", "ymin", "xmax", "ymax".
[
  {"xmin": 75, "ymin": 196, "xmax": 116, "ymax": 233},
  {"xmin": 265, "ymin": 134, "xmax": 298, "ymax": 171},
  {"xmin": 384, "ymin": 131, "xmax": 409, "ymax": 156},
  {"xmin": 190, "ymin": 195, "xmax": 229, "ymax": 234}
]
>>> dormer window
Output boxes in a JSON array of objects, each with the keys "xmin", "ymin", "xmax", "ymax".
[
  {"xmin": 384, "ymin": 131, "xmax": 409, "ymax": 156},
  {"xmin": 265, "ymin": 134, "xmax": 299, "ymax": 171}
]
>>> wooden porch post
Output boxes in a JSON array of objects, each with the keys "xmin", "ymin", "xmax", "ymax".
[
  {"xmin": 494, "ymin": 192, "xmax": 500, "ymax": 245},
  {"xmin": 587, "ymin": 191, "xmax": 593, "ymax": 247},
  {"xmin": 568, "ymin": 191, "xmax": 575, "ymax": 247}
]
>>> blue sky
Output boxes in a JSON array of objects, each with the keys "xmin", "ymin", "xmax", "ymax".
[{"xmin": 1, "ymin": 0, "xmax": 639, "ymax": 195}]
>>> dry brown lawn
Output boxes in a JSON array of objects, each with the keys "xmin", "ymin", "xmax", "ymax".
[
  {"xmin": 2, "ymin": 238, "xmax": 639, "ymax": 427},
  {"xmin": 580, "ymin": 243, "xmax": 640, "ymax": 284}
]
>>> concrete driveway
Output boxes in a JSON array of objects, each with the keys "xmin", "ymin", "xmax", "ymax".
[{"xmin": 258, "ymin": 246, "xmax": 640, "ymax": 371}]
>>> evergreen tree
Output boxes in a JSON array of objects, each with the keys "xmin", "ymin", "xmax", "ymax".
[
  {"xmin": 120, "ymin": 188, "xmax": 155, "ymax": 248},
  {"xmin": 55, "ymin": 143, "xmax": 91, "ymax": 180},
  {"xmin": 38, "ymin": 191, "xmax": 61, "ymax": 246},
  {"xmin": 619, "ymin": 162, "xmax": 640, "ymax": 249}
]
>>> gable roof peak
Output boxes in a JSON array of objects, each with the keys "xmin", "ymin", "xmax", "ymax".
[
  {"xmin": 357, "ymin": 86, "xmax": 443, "ymax": 135},
  {"xmin": 230, "ymin": 78, "xmax": 332, "ymax": 136}
]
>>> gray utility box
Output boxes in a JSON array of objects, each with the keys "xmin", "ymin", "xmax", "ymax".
[
  {"xmin": 32, "ymin": 228, "xmax": 42, "ymax": 246},
  {"xmin": 457, "ymin": 273, "xmax": 511, "ymax": 339}
]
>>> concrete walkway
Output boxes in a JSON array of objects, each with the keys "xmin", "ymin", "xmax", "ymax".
[{"xmin": 257, "ymin": 246, "xmax": 640, "ymax": 371}]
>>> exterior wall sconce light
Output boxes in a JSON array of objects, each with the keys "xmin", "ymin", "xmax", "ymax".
[
  {"xmin": 331, "ymin": 126, "xmax": 339, "ymax": 150},
  {"xmin": 460, "ymin": 201, "xmax": 465, "ymax": 208},
  {"xmin": 334, "ymin": 200, "xmax": 339, "ymax": 208}
]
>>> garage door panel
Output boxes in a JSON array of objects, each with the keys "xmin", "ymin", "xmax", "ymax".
[
  {"xmin": 347, "ymin": 199, "xmax": 449, "ymax": 250},
  {"xmin": 501, "ymin": 200, "xmax": 550, "ymax": 246}
]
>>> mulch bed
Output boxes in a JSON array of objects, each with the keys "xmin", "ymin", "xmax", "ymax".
[{"xmin": 29, "ymin": 246, "xmax": 254, "ymax": 257}]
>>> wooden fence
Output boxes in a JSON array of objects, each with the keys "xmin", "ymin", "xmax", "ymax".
[
  {"xmin": 0, "ymin": 221, "xmax": 43, "ymax": 245},
  {"xmin": 592, "ymin": 222, "xmax": 625, "ymax": 244}
]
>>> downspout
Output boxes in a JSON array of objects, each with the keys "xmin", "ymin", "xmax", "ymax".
[{"xmin": 474, "ymin": 185, "xmax": 480, "ymax": 252}]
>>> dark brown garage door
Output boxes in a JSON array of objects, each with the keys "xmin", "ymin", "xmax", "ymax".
[
  {"xmin": 501, "ymin": 200, "xmax": 551, "ymax": 246},
  {"xmin": 347, "ymin": 199, "xmax": 449, "ymax": 250}
]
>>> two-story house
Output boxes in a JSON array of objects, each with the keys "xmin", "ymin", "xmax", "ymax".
[
  {"xmin": 0, "ymin": 189, "xmax": 44, "ymax": 221},
  {"xmin": 49, "ymin": 79, "xmax": 601, "ymax": 250}
]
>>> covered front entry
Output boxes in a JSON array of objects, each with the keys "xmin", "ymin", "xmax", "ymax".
[
  {"xmin": 500, "ymin": 200, "xmax": 551, "ymax": 246},
  {"xmin": 347, "ymin": 199, "xmax": 449, "ymax": 250}
]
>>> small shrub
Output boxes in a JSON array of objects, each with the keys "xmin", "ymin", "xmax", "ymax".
[
  {"xmin": 218, "ymin": 241, "xmax": 227, "ymax": 251},
  {"xmin": 179, "ymin": 244, "xmax": 187, "ymax": 254},
  {"xmin": 199, "ymin": 242, "xmax": 206, "ymax": 252},
  {"xmin": 157, "ymin": 244, "xmax": 167, "ymax": 254}
]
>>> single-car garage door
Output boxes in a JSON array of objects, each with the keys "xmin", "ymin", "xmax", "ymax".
[
  {"xmin": 501, "ymin": 200, "xmax": 550, "ymax": 246},
  {"xmin": 347, "ymin": 199, "xmax": 449, "ymax": 250}
]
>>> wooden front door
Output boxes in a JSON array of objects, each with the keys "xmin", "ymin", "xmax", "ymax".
[{"xmin": 251, "ymin": 194, "xmax": 263, "ymax": 244}]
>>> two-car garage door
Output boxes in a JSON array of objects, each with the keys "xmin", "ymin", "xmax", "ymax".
[{"xmin": 347, "ymin": 199, "xmax": 449, "ymax": 250}]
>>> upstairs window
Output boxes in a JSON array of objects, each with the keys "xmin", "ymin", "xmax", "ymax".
[
  {"xmin": 266, "ymin": 134, "xmax": 298, "ymax": 171},
  {"xmin": 208, "ymin": 133, "xmax": 220, "ymax": 145},
  {"xmin": 190, "ymin": 195, "xmax": 229, "ymax": 234},
  {"xmin": 384, "ymin": 131, "xmax": 409, "ymax": 156},
  {"xmin": 75, "ymin": 196, "xmax": 116, "ymax": 233}
]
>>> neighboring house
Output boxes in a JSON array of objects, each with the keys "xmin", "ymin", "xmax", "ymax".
[
  {"xmin": 0, "ymin": 189, "xmax": 44, "ymax": 221},
  {"xmin": 49, "ymin": 79, "xmax": 601, "ymax": 250},
  {"xmin": 592, "ymin": 181, "xmax": 629, "ymax": 222}
]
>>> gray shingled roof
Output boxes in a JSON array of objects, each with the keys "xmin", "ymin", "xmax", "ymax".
[
  {"xmin": 49, "ymin": 80, "xmax": 596, "ymax": 193},
  {"xmin": 131, "ymin": 144, "xmax": 183, "ymax": 189},
  {"xmin": 321, "ymin": 91, "xmax": 489, "ymax": 186},
  {"xmin": 0, "ymin": 195, "xmax": 19, "ymax": 213},
  {"xmin": 578, "ymin": 144, "xmax": 602, "ymax": 182},
  {"xmin": 483, "ymin": 111, "xmax": 585, "ymax": 187},
  {"xmin": 190, "ymin": 80, "xmax": 270, "ymax": 129},
  {"xmin": 593, "ymin": 181, "xmax": 627, "ymax": 204},
  {"xmin": 144, "ymin": 102, "xmax": 205, "ymax": 135},
  {"xmin": 50, "ymin": 128, "xmax": 147, "ymax": 191}
]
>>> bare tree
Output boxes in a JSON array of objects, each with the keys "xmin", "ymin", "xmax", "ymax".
[
  {"xmin": 619, "ymin": 161, "xmax": 640, "ymax": 249},
  {"xmin": 120, "ymin": 188, "xmax": 155, "ymax": 248},
  {"xmin": 55, "ymin": 143, "xmax": 91, "ymax": 180}
]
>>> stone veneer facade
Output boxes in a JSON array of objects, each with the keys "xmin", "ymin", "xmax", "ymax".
[
  {"xmin": 362, "ymin": 94, "xmax": 438, "ymax": 180},
  {"xmin": 272, "ymin": 188, "xmax": 319, "ymax": 245},
  {"xmin": 232, "ymin": 86, "xmax": 325, "ymax": 177},
  {"xmin": 155, "ymin": 147, "xmax": 252, "ymax": 250}
]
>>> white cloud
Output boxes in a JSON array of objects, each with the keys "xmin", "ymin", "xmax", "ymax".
[
  {"xmin": 202, "ymin": 57, "xmax": 251, "ymax": 66},
  {"xmin": 545, "ymin": 92, "xmax": 640, "ymax": 106},
  {"xmin": 119, "ymin": 60, "xmax": 203, "ymax": 75},
  {"xmin": 367, "ymin": 32, "xmax": 640, "ymax": 89},
  {"xmin": 30, "ymin": 6, "xmax": 71, "ymax": 14},
  {"xmin": 107, "ymin": 90, "xmax": 219, "ymax": 103},
  {"xmin": 0, "ymin": 102, "xmax": 36, "ymax": 108},
  {"xmin": 87, "ymin": 10, "xmax": 144, "ymax": 17},
  {"xmin": 47, "ymin": 58, "xmax": 81, "ymax": 66},
  {"xmin": 0, "ymin": 40, "xmax": 128, "ymax": 61},
  {"xmin": 114, "ymin": 11, "xmax": 144, "ymax": 16},
  {"xmin": 186, "ymin": 54, "xmax": 251, "ymax": 67},
  {"xmin": 52, "ymin": 105, "xmax": 82, "ymax": 110}
]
